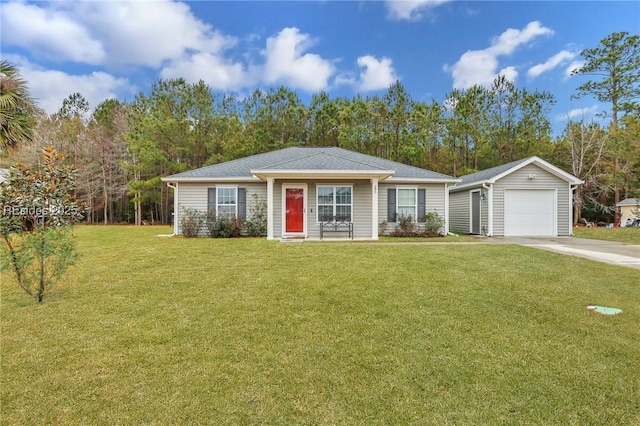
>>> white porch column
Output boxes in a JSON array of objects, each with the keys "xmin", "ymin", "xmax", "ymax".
[
  {"xmin": 371, "ymin": 178, "xmax": 379, "ymax": 240},
  {"xmin": 173, "ymin": 183, "xmax": 178, "ymax": 234},
  {"xmin": 487, "ymin": 184, "xmax": 494, "ymax": 237},
  {"xmin": 166, "ymin": 182, "xmax": 178, "ymax": 235},
  {"xmin": 267, "ymin": 178, "xmax": 274, "ymax": 240},
  {"xmin": 444, "ymin": 183, "xmax": 449, "ymax": 234}
]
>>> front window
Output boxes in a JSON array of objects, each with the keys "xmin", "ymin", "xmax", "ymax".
[
  {"xmin": 216, "ymin": 187, "xmax": 237, "ymax": 218},
  {"xmin": 317, "ymin": 186, "xmax": 352, "ymax": 222},
  {"xmin": 397, "ymin": 188, "xmax": 417, "ymax": 221}
]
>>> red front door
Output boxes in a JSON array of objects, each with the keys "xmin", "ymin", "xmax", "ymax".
[{"xmin": 285, "ymin": 188, "xmax": 304, "ymax": 233}]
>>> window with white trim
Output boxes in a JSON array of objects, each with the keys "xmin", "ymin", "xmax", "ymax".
[
  {"xmin": 397, "ymin": 187, "xmax": 417, "ymax": 221},
  {"xmin": 216, "ymin": 187, "xmax": 237, "ymax": 218},
  {"xmin": 317, "ymin": 185, "xmax": 352, "ymax": 222}
]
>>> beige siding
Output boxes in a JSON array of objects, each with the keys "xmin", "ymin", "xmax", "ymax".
[
  {"xmin": 378, "ymin": 183, "xmax": 448, "ymax": 234},
  {"xmin": 273, "ymin": 181, "xmax": 282, "ymax": 238},
  {"xmin": 353, "ymin": 181, "xmax": 373, "ymax": 239},
  {"xmin": 621, "ymin": 204, "xmax": 640, "ymax": 225},
  {"xmin": 493, "ymin": 164, "xmax": 571, "ymax": 236},
  {"xmin": 176, "ymin": 183, "xmax": 209, "ymax": 214},
  {"xmin": 449, "ymin": 191, "xmax": 470, "ymax": 233},
  {"xmin": 449, "ymin": 188, "xmax": 490, "ymax": 235},
  {"xmin": 426, "ymin": 183, "xmax": 446, "ymax": 215},
  {"xmin": 175, "ymin": 182, "xmax": 266, "ymax": 235},
  {"xmin": 175, "ymin": 180, "xmax": 450, "ymax": 239}
]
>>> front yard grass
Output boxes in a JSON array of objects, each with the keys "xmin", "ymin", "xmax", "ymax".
[
  {"xmin": 2, "ymin": 226, "xmax": 639, "ymax": 424},
  {"xmin": 377, "ymin": 234, "xmax": 479, "ymax": 243},
  {"xmin": 574, "ymin": 226, "xmax": 640, "ymax": 244}
]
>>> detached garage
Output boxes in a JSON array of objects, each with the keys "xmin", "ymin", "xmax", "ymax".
[{"xmin": 449, "ymin": 156, "xmax": 583, "ymax": 237}]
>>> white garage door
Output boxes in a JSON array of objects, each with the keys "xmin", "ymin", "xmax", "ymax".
[{"xmin": 504, "ymin": 189, "xmax": 556, "ymax": 236}]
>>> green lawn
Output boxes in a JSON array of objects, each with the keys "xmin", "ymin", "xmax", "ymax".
[
  {"xmin": 573, "ymin": 226, "xmax": 640, "ymax": 244},
  {"xmin": 374, "ymin": 234, "xmax": 480, "ymax": 243},
  {"xmin": 2, "ymin": 226, "xmax": 639, "ymax": 425}
]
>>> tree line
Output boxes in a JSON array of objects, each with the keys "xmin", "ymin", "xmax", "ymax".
[{"xmin": 2, "ymin": 32, "xmax": 639, "ymax": 225}]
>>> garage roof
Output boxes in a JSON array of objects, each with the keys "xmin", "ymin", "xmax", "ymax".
[
  {"xmin": 450, "ymin": 156, "xmax": 583, "ymax": 192},
  {"xmin": 616, "ymin": 198, "xmax": 640, "ymax": 207}
]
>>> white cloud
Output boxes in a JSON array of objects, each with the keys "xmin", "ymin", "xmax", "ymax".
[
  {"xmin": 527, "ymin": 50, "xmax": 577, "ymax": 79},
  {"xmin": 334, "ymin": 74, "xmax": 357, "ymax": 87},
  {"xmin": 385, "ymin": 0, "xmax": 451, "ymax": 21},
  {"xmin": 557, "ymin": 105, "xmax": 600, "ymax": 121},
  {"xmin": 262, "ymin": 27, "xmax": 335, "ymax": 92},
  {"xmin": 70, "ymin": 1, "xmax": 236, "ymax": 67},
  {"xmin": 565, "ymin": 60, "xmax": 584, "ymax": 78},
  {"xmin": 487, "ymin": 21, "xmax": 553, "ymax": 56},
  {"xmin": 445, "ymin": 21, "xmax": 554, "ymax": 89},
  {"xmin": 8, "ymin": 56, "xmax": 135, "ymax": 115},
  {"xmin": 2, "ymin": 2, "xmax": 395, "ymax": 103},
  {"xmin": 499, "ymin": 66, "xmax": 519, "ymax": 84},
  {"xmin": 160, "ymin": 53, "xmax": 251, "ymax": 91},
  {"xmin": 0, "ymin": 2, "xmax": 106, "ymax": 64},
  {"xmin": 356, "ymin": 56, "xmax": 398, "ymax": 91},
  {"xmin": 0, "ymin": 1, "xmax": 235, "ymax": 67}
]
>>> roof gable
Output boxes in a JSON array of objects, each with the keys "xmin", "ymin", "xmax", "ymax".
[{"xmin": 452, "ymin": 156, "xmax": 583, "ymax": 191}]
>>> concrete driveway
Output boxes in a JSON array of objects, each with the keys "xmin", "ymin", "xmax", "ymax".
[{"xmin": 489, "ymin": 236, "xmax": 640, "ymax": 270}]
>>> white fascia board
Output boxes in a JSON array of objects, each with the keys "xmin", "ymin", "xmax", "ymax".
[
  {"xmin": 532, "ymin": 158, "xmax": 584, "ymax": 184},
  {"xmin": 250, "ymin": 169, "xmax": 396, "ymax": 180},
  {"xmin": 449, "ymin": 181, "xmax": 486, "ymax": 192},
  {"xmin": 491, "ymin": 156, "xmax": 583, "ymax": 185},
  {"xmin": 161, "ymin": 176, "xmax": 262, "ymax": 183}
]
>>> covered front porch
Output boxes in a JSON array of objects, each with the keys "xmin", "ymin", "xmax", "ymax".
[{"xmin": 251, "ymin": 170, "xmax": 394, "ymax": 241}]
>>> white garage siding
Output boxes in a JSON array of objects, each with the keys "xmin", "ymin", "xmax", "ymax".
[{"xmin": 492, "ymin": 164, "xmax": 571, "ymax": 236}]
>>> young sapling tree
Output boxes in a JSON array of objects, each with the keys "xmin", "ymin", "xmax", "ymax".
[{"xmin": 0, "ymin": 147, "xmax": 85, "ymax": 302}]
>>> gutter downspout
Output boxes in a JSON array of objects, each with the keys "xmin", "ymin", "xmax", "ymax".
[
  {"xmin": 167, "ymin": 182, "xmax": 178, "ymax": 236},
  {"xmin": 482, "ymin": 182, "xmax": 493, "ymax": 237}
]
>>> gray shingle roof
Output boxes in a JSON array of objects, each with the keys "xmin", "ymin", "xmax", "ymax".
[
  {"xmin": 617, "ymin": 198, "xmax": 640, "ymax": 207},
  {"xmin": 163, "ymin": 147, "xmax": 457, "ymax": 181},
  {"xmin": 253, "ymin": 150, "xmax": 391, "ymax": 171},
  {"xmin": 457, "ymin": 157, "xmax": 532, "ymax": 186}
]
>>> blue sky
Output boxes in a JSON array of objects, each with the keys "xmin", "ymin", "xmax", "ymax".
[{"xmin": 1, "ymin": 1, "xmax": 638, "ymax": 136}]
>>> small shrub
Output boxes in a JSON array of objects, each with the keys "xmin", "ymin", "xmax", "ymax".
[
  {"xmin": 422, "ymin": 210, "xmax": 445, "ymax": 237},
  {"xmin": 207, "ymin": 216, "xmax": 243, "ymax": 238},
  {"xmin": 392, "ymin": 213, "xmax": 415, "ymax": 237},
  {"xmin": 180, "ymin": 208, "xmax": 204, "ymax": 238},
  {"xmin": 245, "ymin": 194, "xmax": 267, "ymax": 237},
  {"xmin": 388, "ymin": 211, "xmax": 445, "ymax": 238}
]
